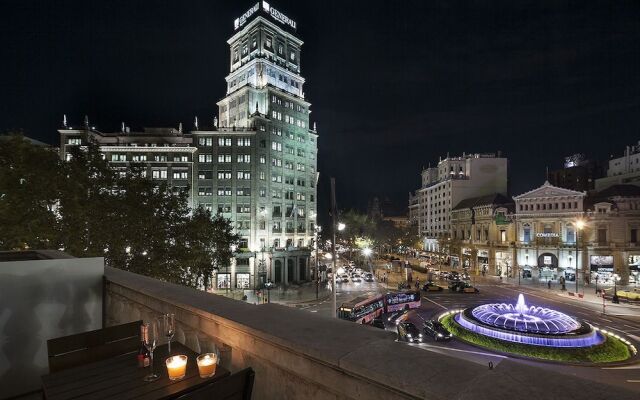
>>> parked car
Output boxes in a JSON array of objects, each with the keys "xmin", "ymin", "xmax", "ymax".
[
  {"xmin": 351, "ymin": 274, "xmax": 362, "ymax": 283},
  {"xmin": 423, "ymin": 320, "xmax": 452, "ymax": 341},
  {"xmin": 422, "ymin": 281, "xmax": 443, "ymax": 292},
  {"xmin": 340, "ymin": 274, "xmax": 350, "ymax": 283},
  {"xmin": 371, "ymin": 318, "xmax": 386, "ymax": 329},
  {"xmin": 364, "ymin": 273, "xmax": 374, "ymax": 282},
  {"xmin": 397, "ymin": 322, "xmax": 423, "ymax": 343},
  {"xmin": 447, "ymin": 271, "xmax": 460, "ymax": 281}
]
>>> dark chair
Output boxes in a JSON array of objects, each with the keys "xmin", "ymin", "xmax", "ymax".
[
  {"xmin": 178, "ymin": 367, "xmax": 255, "ymax": 400},
  {"xmin": 47, "ymin": 320, "xmax": 142, "ymax": 373}
]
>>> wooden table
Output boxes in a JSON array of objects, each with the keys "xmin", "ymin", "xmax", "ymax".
[{"xmin": 42, "ymin": 342, "xmax": 229, "ymax": 400}]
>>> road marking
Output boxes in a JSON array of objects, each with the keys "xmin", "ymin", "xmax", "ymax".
[
  {"xmin": 605, "ymin": 325, "xmax": 629, "ymax": 334},
  {"xmin": 602, "ymin": 365, "xmax": 640, "ymax": 370},
  {"xmin": 627, "ymin": 380, "xmax": 640, "ymax": 383},
  {"xmin": 416, "ymin": 343, "xmax": 508, "ymax": 359},
  {"xmin": 600, "ymin": 318, "xmax": 613, "ymax": 322},
  {"xmin": 422, "ymin": 296, "xmax": 447, "ymax": 310}
]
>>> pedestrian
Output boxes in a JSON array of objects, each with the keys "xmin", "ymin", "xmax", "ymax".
[{"xmin": 547, "ymin": 279, "xmax": 551, "ymax": 290}]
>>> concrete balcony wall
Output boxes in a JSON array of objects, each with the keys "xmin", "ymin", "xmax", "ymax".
[{"xmin": 104, "ymin": 267, "xmax": 637, "ymax": 400}]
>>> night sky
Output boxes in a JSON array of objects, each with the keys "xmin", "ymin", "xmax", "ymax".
[{"xmin": 2, "ymin": 1, "xmax": 639, "ymax": 216}]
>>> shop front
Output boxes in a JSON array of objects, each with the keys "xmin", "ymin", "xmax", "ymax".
[
  {"xmin": 629, "ymin": 255, "xmax": 640, "ymax": 285},
  {"xmin": 216, "ymin": 272, "xmax": 231, "ymax": 289},
  {"xmin": 462, "ymin": 248, "xmax": 472, "ymax": 269},
  {"xmin": 477, "ymin": 250, "xmax": 489, "ymax": 275},
  {"xmin": 450, "ymin": 255, "xmax": 460, "ymax": 269},
  {"xmin": 495, "ymin": 251, "xmax": 509, "ymax": 277},
  {"xmin": 538, "ymin": 253, "xmax": 558, "ymax": 281},
  {"xmin": 590, "ymin": 255, "xmax": 614, "ymax": 285}
]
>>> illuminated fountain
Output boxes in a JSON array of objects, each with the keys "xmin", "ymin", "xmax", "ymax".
[{"xmin": 453, "ymin": 294, "xmax": 604, "ymax": 347}]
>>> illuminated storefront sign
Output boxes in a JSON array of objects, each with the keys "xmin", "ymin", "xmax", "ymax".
[
  {"xmin": 536, "ymin": 232, "xmax": 559, "ymax": 238},
  {"xmin": 234, "ymin": 2, "xmax": 260, "ymax": 30},
  {"xmin": 262, "ymin": 1, "xmax": 297, "ymax": 29}
]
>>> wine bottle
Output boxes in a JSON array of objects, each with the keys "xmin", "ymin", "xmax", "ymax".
[{"xmin": 138, "ymin": 325, "xmax": 150, "ymax": 368}]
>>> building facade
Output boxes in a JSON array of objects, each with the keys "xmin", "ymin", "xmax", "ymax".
[
  {"xmin": 59, "ymin": 2, "xmax": 318, "ymax": 291},
  {"xmin": 449, "ymin": 194, "xmax": 515, "ymax": 276},
  {"xmin": 409, "ymin": 153, "xmax": 508, "ymax": 253},
  {"xmin": 595, "ymin": 141, "xmax": 640, "ymax": 190},
  {"xmin": 548, "ymin": 154, "xmax": 606, "ymax": 192}
]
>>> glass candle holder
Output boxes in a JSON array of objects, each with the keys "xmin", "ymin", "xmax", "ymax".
[
  {"xmin": 196, "ymin": 353, "xmax": 218, "ymax": 378},
  {"xmin": 165, "ymin": 355, "xmax": 188, "ymax": 381}
]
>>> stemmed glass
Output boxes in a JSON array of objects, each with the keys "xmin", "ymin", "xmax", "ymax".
[
  {"xmin": 163, "ymin": 313, "xmax": 175, "ymax": 354},
  {"xmin": 142, "ymin": 320, "xmax": 159, "ymax": 382}
]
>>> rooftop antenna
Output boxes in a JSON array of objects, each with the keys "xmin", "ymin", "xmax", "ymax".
[
  {"xmin": 213, "ymin": 116, "xmax": 218, "ymax": 128},
  {"xmin": 194, "ymin": 116, "xmax": 199, "ymax": 130},
  {"xmin": 313, "ymin": 122, "xmax": 317, "ymax": 131},
  {"xmin": 83, "ymin": 115, "xmax": 89, "ymax": 129},
  {"xmin": 121, "ymin": 122, "xmax": 125, "ymax": 133},
  {"xmin": 62, "ymin": 114, "xmax": 68, "ymax": 128},
  {"xmin": 178, "ymin": 122, "xmax": 183, "ymax": 134}
]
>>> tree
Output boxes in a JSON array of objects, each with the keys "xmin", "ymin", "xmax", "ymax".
[{"xmin": 0, "ymin": 134, "xmax": 60, "ymax": 249}]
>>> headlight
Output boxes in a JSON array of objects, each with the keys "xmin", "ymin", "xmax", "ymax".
[
  {"xmin": 407, "ymin": 334, "xmax": 412, "ymax": 338},
  {"xmin": 419, "ymin": 333, "xmax": 423, "ymax": 337},
  {"xmin": 437, "ymin": 333, "xmax": 443, "ymax": 337}
]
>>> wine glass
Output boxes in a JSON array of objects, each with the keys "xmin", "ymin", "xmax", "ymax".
[
  {"xmin": 163, "ymin": 313, "xmax": 175, "ymax": 354},
  {"xmin": 143, "ymin": 320, "xmax": 159, "ymax": 382}
]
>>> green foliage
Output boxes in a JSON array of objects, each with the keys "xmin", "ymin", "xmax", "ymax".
[
  {"xmin": 441, "ymin": 314, "xmax": 630, "ymax": 363},
  {"xmin": 0, "ymin": 134, "xmax": 238, "ymax": 288}
]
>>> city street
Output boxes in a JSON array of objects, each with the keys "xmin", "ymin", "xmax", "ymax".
[{"xmin": 298, "ymin": 263, "xmax": 640, "ymax": 393}]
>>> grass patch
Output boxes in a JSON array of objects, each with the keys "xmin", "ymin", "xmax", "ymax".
[{"xmin": 440, "ymin": 314, "xmax": 630, "ymax": 364}]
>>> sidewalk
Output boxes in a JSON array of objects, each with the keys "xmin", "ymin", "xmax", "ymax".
[{"xmin": 211, "ymin": 281, "xmax": 332, "ymax": 305}]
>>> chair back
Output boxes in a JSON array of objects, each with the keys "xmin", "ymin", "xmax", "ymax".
[
  {"xmin": 47, "ymin": 320, "xmax": 142, "ymax": 373},
  {"xmin": 179, "ymin": 367, "xmax": 255, "ymax": 400}
]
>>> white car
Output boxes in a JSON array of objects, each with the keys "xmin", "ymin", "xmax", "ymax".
[{"xmin": 351, "ymin": 274, "xmax": 362, "ymax": 283}]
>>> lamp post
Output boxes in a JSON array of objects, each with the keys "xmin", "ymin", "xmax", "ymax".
[
  {"xmin": 612, "ymin": 273, "xmax": 621, "ymax": 304},
  {"xmin": 576, "ymin": 219, "xmax": 585, "ymax": 295},
  {"xmin": 315, "ymin": 225, "xmax": 322, "ymax": 300},
  {"xmin": 593, "ymin": 272, "xmax": 599, "ymax": 295},
  {"xmin": 265, "ymin": 280, "xmax": 274, "ymax": 303}
]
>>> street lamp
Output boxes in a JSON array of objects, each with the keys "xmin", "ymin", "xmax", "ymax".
[
  {"xmin": 593, "ymin": 272, "xmax": 599, "ymax": 295},
  {"xmin": 612, "ymin": 273, "xmax": 621, "ymax": 304},
  {"xmin": 264, "ymin": 280, "xmax": 274, "ymax": 303},
  {"xmin": 315, "ymin": 225, "xmax": 322, "ymax": 300},
  {"xmin": 575, "ymin": 219, "xmax": 585, "ymax": 294}
]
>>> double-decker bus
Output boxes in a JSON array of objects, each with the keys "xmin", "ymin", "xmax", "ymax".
[
  {"xmin": 338, "ymin": 291, "xmax": 421, "ymax": 323},
  {"xmin": 338, "ymin": 294, "xmax": 384, "ymax": 324},
  {"xmin": 384, "ymin": 291, "xmax": 421, "ymax": 312}
]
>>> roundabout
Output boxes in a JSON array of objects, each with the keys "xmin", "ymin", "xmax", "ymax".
[{"xmin": 439, "ymin": 294, "xmax": 637, "ymax": 364}]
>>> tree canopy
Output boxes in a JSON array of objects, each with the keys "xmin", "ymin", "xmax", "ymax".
[{"xmin": 0, "ymin": 134, "xmax": 238, "ymax": 288}]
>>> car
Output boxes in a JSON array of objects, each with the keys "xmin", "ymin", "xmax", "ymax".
[
  {"xmin": 355, "ymin": 268, "xmax": 363, "ymax": 275},
  {"xmin": 387, "ymin": 310, "xmax": 408, "ymax": 325},
  {"xmin": 348, "ymin": 261, "xmax": 355, "ymax": 267},
  {"xmin": 423, "ymin": 320, "xmax": 452, "ymax": 341},
  {"xmin": 371, "ymin": 318, "xmax": 385, "ymax": 329},
  {"xmin": 340, "ymin": 274, "xmax": 350, "ymax": 283},
  {"xmin": 364, "ymin": 273, "xmax": 374, "ymax": 282},
  {"xmin": 448, "ymin": 281, "xmax": 479, "ymax": 293},
  {"xmin": 422, "ymin": 281, "xmax": 443, "ymax": 292},
  {"xmin": 460, "ymin": 272, "xmax": 470, "ymax": 281},
  {"xmin": 447, "ymin": 271, "xmax": 460, "ymax": 281},
  {"xmin": 397, "ymin": 322, "xmax": 423, "ymax": 343},
  {"xmin": 351, "ymin": 274, "xmax": 362, "ymax": 283}
]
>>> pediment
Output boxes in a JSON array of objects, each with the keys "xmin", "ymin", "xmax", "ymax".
[{"xmin": 514, "ymin": 181, "xmax": 585, "ymax": 200}]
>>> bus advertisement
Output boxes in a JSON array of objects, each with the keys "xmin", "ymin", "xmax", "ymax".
[
  {"xmin": 383, "ymin": 291, "xmax": 421, "ymax": 312},
  {"xmin": 338, "ymin": 294, "xmax": 384, "ymax": 324},
  {"xmin": 338, "ymin": 291, "xmax": 421, "ymax": 323}
]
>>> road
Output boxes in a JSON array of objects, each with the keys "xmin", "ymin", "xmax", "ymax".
[{"xmin": 298, "ymin": 274, "xmax": 640, "ymax": 392}]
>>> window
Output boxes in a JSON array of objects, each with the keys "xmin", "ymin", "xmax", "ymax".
[
  {"xmin": 285, "ymin": 176, "xmax": 294, "ymax": 185},
  {"xmin": 296, "ymin": 178, "xmax": 306, "ymax": 187},
  {"xmin": 111, "ymin": 154, "xmax": 127, "ymax": 162},
  {"xmin": 217, "ymin": 187, "xmax": 232, "ymax": 196},
  {"xmin": 132, "ymin": 154, "xmax": 147, "ymax": 162},
  {"xmin": 272, "ymin": 142, "xmax": 282, "ymax": 151},
  {"xmin": 259, "ymin": 155, "xmax": 266, "ymax": 164},
  {"xmin": 296, "ymin": 192, "xmax": 305, "ymax": 201},
  {"xmin": 237, "ymin": 138, "xmax": 251, "ymax": 147},
  {"xmin": 174, "ymin": 155, "xmax": 188, "ymax": 162},
  {"xmin": 500, "ymin": 230, "xmax": 506, "ymax": 242},
  {"xmin": 217, "ymin": 273, "xmax": 231, "ymax": 289},
  {"xmin": 272, "ymin": 127, "xmax": 282, "ymax": 136},
  {"xmin": 67, "ymin": 137, "xmax": 82, "ymax": 145},
  {"xmin": 217, "ymin": 204, "xmax": 231, "ymax": 213},
  {"xmin": 236, "ymin": 188, "xmax": 250, "ymax": 196},
  {"xmin": 237, "ymin": 204, "xmax": 250, "ymax": 213},
  {"xmin": 523, "ymin": 224, "xmax": 531, "ymax": 243},
  {"xmin": 154, "ymin": 155, "xmax": 167, "ymax": 162},
  {"xmin": 237, "ymin": 171, "xmax": 251, "ymax": 180},
  {"xmin": 297, "ymin": 149, "xmax": 305, "ymax": 157},
  {"xmin": 217, "ymin": 171, "xmax": 231, "ymax": 180},
  {"xmin": 173, "ymin": 171, "xmax": 188, "ymax": 179},
  {"xmin": 152, "ymin": 170, "xmax": 167, "ymax": 179},
  {"xmin": 198, "ymin": 137, "xmax": 213, "ymax": 146},
  {"xmin": 199, "ymin": 154, "xmax": 213, "ymax": 163},
  {"xmin": 218, "ymin": 137, "xmax": 232, "ymax": 147},
  {"xmin": 296, "ymin": 163, "xmax": 305, "ymax": 172},
  {"xmin": 272, "ymin": 174, "xmax": 282, "ymax": 183},
  {"xmin": 271, "ymin": 158, "xmax": 282, "ymax": 167},
  {"xmin": 259, "ymin": 188, "xmax": 266, "ymax": 197},
  {"xmin": 236, "ymin": 273, "xmax": 250, "ymax": 289},
  {"xmin": 631, "ymin": 229, "xmax": 638, "ymax": 243},
  {"xmin": 218, "ymin": 154, "xmax": 231, "ymax": 163},
  {"xmin": 285, "ymin": 146, "xmax": 294, "ymax": 155},
  {"xmin": 237, "ymin": 154, "xmax": 251, "ymax": 163},
  {"xmin": 198, "ymin": 171, "xmax": 212, "ymax": 180},
  {"xmin": 198, "ymin": 187, "xmax": 213, "ymax": 196},
  {"xmin": 285, "ymin": 191, "xmax": 294, "ymax": 200},
  {"xmin": 259, "ymin": 171, "xmax": 266, "ymax": 180},
  {"xmin": 284, "ymin": 161, "xmax": 293, "ymax": 170},
  {"xmin": 597, "ymin": 228, "xmax": 607, "ymax": 243}
]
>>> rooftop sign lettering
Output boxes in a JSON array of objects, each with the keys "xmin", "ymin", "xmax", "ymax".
[
  {"xmin": 262, "ymin": 2, "xmax": 297, "ymax": 30},
  {"xmin": 234, "ymin": 3, "xmax": 259, "ymax": 30}
]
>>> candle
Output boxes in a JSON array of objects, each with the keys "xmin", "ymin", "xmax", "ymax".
[
  {"xmin": 196, "ymin": 353, "xmax": 218, "ymax": 378},
  {"xmin": 165, "ymin": 355, "xmax": 187, "ymax": 381}
]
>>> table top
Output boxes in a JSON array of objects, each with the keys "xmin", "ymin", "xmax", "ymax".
[{"xmin": 42, "ymin": 342, "xmax": 229, "ymax": 400}]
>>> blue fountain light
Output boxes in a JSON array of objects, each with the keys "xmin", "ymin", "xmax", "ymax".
[{"xmin": 454, "ymin": 294, "xmax": 604, "ymax": 348}]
